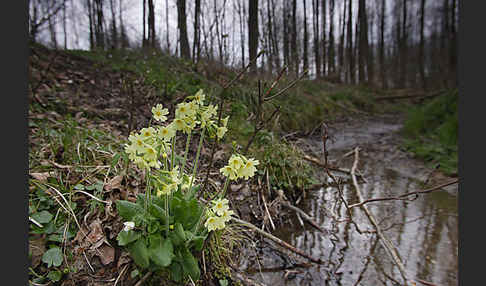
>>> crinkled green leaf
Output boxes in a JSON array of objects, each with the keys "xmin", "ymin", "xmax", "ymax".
[
  {"xmin": 170, "ymin": 261, "xmax": 183, "ymax": 282},
  {"xmin": 174, "ymin": 223, "xmax": 186, "ymax": 242},
  {"xmin": 128, "ymin": 239, "xmax": 149, "ymax": 269},
  {"xmin": 181, "ymin": 246, "xmax": 200, "ymax": 281},
  {"xmin": 47, "ymin": 270, "xmax": 63, "ymax": 282},
  {"xmin": 116, "ymin": 200, "xmax": 144, "ymax": 221},
  {"xmin": 148, "ymin": 236, "xmax": 174, "ymax": 267},
  {"xmin": 117, "ymin": 230, "xmax": 141, "ymax": 246},
  {"xmin": 31, "ymin": 210, "xmax": 53, "ymax": 224},
  {"xmin": 42, "ymin": 247, "xmax": 63, "ymax": 268}
]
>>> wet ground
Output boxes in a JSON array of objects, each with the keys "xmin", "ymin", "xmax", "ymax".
[{"xmin": 238, "ymin": 115, "xmax": 458, "ymax": 285}]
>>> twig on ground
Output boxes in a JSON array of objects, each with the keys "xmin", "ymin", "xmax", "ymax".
[
  {"xmin": 350, "ymin": 147, "xmax": 410, "ymax": 285},
  {"xmin": 348, "ymin": 178, "xmax": 458, "ymax": 209},
  {"xmin": 232, "ymin": 217, "xmax": 324, "ymax": 264},
  {"xmin": 134, "ymin": 271, "xmax": 153, "ymax": 286}
]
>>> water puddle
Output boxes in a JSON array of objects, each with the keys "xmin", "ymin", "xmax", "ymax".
[{"xmin": 238, "ymin": 116, "xmax": 458, "ymax": 285}]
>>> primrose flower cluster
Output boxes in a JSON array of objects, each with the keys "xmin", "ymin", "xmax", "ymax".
[
  {"xmin": 204, "ymin": 198, "xmax": 234, "ymax": 231},
  {"xmin": 123, "ymin": 89, "xmax": 228, "ymax": 172},
  {"xmin": 220, "ymin": 154, "xmax": 260, "ymax": 181}
]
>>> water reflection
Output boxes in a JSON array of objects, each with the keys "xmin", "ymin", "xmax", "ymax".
[{"xmin": 240, "ymin": 119, "xmax": 458, "ymax": 285}]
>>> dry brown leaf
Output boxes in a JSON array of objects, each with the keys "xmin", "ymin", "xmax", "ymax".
[
  {"xmin": 30, "ymin": 172, "xmax": 55, "ymax": 182},
  {"xmin": 29, "ymin": 236, "xmax": 46, "ymax": 268},
  {"xmin": 104, "ymin": 175, "xmax": 123, "ymax": 191},
  {"xmin": 96, "ymin": 244, "xmax": 115, "ymax": 265},
  {"xmin": 86, "ymin": 219, "xmax": 105, "ymax": 244}
]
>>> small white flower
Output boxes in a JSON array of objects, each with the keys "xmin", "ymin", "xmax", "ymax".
[{"xmin": 123, "ymin": 221, "xmax": 135, "ymax": 232}]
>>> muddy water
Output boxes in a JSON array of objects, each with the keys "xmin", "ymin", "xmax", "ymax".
[{"xmin": 238, "ymin": 116, "xmax": 458, "ymax": 285}]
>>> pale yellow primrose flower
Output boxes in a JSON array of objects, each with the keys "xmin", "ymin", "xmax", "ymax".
[
  {"xmin": 173, "ymin": 118, "xmax": 187, "ymax": 131},
  {"xmin": 157, "ymin": 182, "xmax": 177, "ymax": 196},
  {"xmin": 194, "ymin": 90, "xmax": 205, "ymax": 105},
  {"xmin": 128, "ymin": 134, "xmax": 145, "ymax": 153},
  {"xmin": 239, "ymin": 158, "xmax": 260, "ymax": 179},
  {"xmin": 212, "ymin": 198, "xmax": 229, "ymax": 216},
  {"xmin": 175, "ymin": 102, "xmax": 195, "ymax": 119},
  {"xmin": 140, "ymin": 127, "xmax": 156, "ymax": 140},
  {"xmin": 124, "ymin": 143, "xmax": 138, "ymax": 161},
  {"xmin": 143, "ymin": 144, "xmax": 158, "ymax": 161},
  {"xmin": 216, "ymin": 126, "xmax": 228, "ymax": 139},
  {"xmin": 158, "ymin": 125, "xmax": 175, "ymax": 141},
  {"xmin": 220, "ymin": 209, "xmax": 234, "ymax": 223},
  {"xmin": 220, "ymin": 165, "xmax": 237, "ymax": 180},
  {"xmin": 204, "ymin": 216, "xmax": 220, "ymax": 232},
  {"xmin": 228, "ymin": 155, "xmax": 244, "ymax": 170},
  {"xmin": 152, "ymin": 104, "xmax": 169, "ymax": 122}
]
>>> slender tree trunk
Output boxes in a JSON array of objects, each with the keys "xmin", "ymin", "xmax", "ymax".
[
  {"xmin": 267, "ymin": 0, "xmax": 275, "ymax": 74},
  {"xmin": 339, "ymin": 0, "xmax": 346, "ymax": 81},
  {"xmin": 291, "ymin": 0, "xmax": 298, "ymax": 76},
  {"xmin": 321, "ymin": 0, "xmax": 326, "ymax": 76},
  {"xmin": 63, "ymin": 1, "xmax": 67, "ymax": 49},
  {"xmin": 237, "ymin": 0, "xmax": 246, "ymax": 68},
  {"xmin": 248, "ymin": 0, "xmax": 259, "ymax": 73},
  {"xmin": 328, "ymin": 0, "xmax": 335, "ymax": 73},
  {"xmin": 166, "ymin": 0, "xmax": 170, "ymax": 52},
  {"xmin": 283, "ymin": 1, "xmax": 289, "ymax": 70},
  {"xmin": 142, "ymin": 0, "xmax": 146, "ymax": 47},
  {"xmin": 419, "ymin": 0, "xmax": 426, "ymax": 90},
  {"xmin": 110, "ymin": 0, "xmax": 118, "ymax": 49},
  {"xmin": 303, "ymin": 0, "xmax": 309, "ymax": 73},
  {"xmin": 379, "ymin": 0, "xmax": 386, "ymax": 89},
  {"xmin": 312, "ymin": 0, "xmax": 321, "ymax": 77},
  {"xmin": 193, "ymin": 0, "xmax": 201, "ymax": 62},
  {"xmin": 177, "ymin": 0, "xmax": 191, "ymax": 59},
  {"xmin": 399, "ymin": 0, "xmax": 407, "ymax": 88},
  {"xmin": 357, "ymin": 0, "xmax": 369, "ymax": 84},
  {"xmin": 450, "ymin": 0, "xmax": 457, "ymax": 86},
  {"xmin": 148, "ymin": 0, "xmax": 155, "ymax": 47},
  {"xmin": 346, "ymin": 0, "xmax": 354, "ymax": 84}
]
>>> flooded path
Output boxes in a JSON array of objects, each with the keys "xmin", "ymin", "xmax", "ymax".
[{"xmin": 238, "ymin": 115, "xmax": 458, "ymax": 285}]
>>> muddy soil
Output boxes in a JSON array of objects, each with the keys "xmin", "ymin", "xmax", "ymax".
[{"xmin": 237, "ymin": 115, "xmax": 458, "ymax": 286}]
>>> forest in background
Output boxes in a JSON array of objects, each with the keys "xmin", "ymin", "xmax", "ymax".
[{"xmin": 29, "ymin": 0, "xmax": 457, "ymax": 90}]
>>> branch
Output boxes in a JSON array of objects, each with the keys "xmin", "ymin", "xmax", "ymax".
[
  {"xmin": 264, "ymin": 69, "xmax": 309, "ymax": 102},
  {"xmin": 232, "ymin": 217, "xmax": 324, "ymax": 264},
  {"xmin": 350, "ymin": 147, "xmax": 410, "ymax": 285},
  {"xmin": 348, "ymin": 178, "xmax": 458, "ymax": 209}
]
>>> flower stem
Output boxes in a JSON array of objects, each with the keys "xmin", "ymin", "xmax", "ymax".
[
  {"xmin": 179, "ymin": 131, "xmax": 192, "ymax": 178},
  {"xmin": 188, "ymin": 128, "xmax": 205, "ymax": 193}
]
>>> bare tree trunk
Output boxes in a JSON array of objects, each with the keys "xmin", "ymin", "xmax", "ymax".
[
  {"xmin": 283, "ymin": 0, "xmax": 289, "ymax": 70},
  {"xmin": 166, "ymin": 0, "xmax": 170, "ymax": 52},
  {"xmin": 148, "ymin": 0, "xmax": 155, "ymax": 48},
  {"xmin": 63, "ymin": 0, "xmax": 67, "ymax": 49},
  {"xmin": 109, "ymin": 0, "xmax": 118, "ymax": 49},
  {"xmin": 321, "ymin": 0, "xmax": 326, "ymax": 76},
  {"xmin": 193, "ymin": 0, "xmax": 201, "ymax": 62},
  {"xmin": 270, "ymin": 0, "xmax": 280, "ymax": 70},
  {"xmin": 346, "ymin": 0, "xmax": 354, "ymax": 84},
  {"xmin": 248, "ymin": 0, "xmax": 259, "ymax": 73},
  {"xmin": 419, "ymin": 0, "xmax": 426, "ymax": 90},
  {"xmin": 328, "ymin": 0, "xmax": 335, "ymax": 73},
  {"xmin": 379, "ymin": 0, "xmax": 386, "ymax": 89},
  {"xmin": 291, "ymin": 0, "xmax": 298, "ymax": 76},
  {"xmin": 338, "ymin": 0, "xmax": 346, "ymax": 81},
  {"xmin": 237, "ymin": 0, "xmax": 246, "ymax": 68},
  {"xmin": 399, "ymin": 0, "xmax": 407, "ymax": 88},
  {"xmin": 303, "ymin": 0, "xmax": 309, "ymax": 73},
  {"xmin": 312, "ymin": 0, "xmax": 320, "ymax": 77},
  {"xmin": 142, "ymin": 0, "xmax": 146, "ymax": 47},
  {"xmin": 357, "ymin": 0, "xmax": 368, "ymax": 84},
  {"xmin": 450, "ymin": 0, "xmax": 457, "ymax": 86},
  {"xmin": 177, "ymin": 0, "xmax": 191, "ymax": 59}
]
